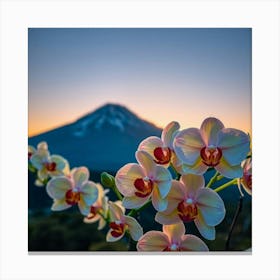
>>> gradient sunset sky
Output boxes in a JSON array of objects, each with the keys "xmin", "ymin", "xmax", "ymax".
[{"xmin": 28, "ymin": 28, "xmax": 251, "ymax": 137}]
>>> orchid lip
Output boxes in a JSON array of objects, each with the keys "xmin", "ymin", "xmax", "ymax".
[
  {"xmin": 134, "ymin": 177, "xmax": 153, "ymax": 198},
  {"xmin": 177, "ymin": 200, "xmax": 198, "ymax": 222},
  {"xmin": 200, "ymin": 146, "xmax": 222, "ymax": 167},
  {"xmin": 153, "ymin": 147, "xmax": 171, "ymax": 164}
]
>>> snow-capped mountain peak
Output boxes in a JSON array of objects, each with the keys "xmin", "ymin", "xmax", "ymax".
[
  {"xmin": 29, "ymin": 103, "xmax": 161, "ymax": 172},
  {"xmin": 73, "ymin": 103, "xmax": 147, "ymax": 137}
]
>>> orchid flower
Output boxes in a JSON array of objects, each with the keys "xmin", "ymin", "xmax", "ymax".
[
  {"xmin": 106, "ymin": 201, "xmax": 143, "ymax": 242},
  {"xmin": 28, "ymin": 145, "xmax": 37, "ymax": 160},
  {"xmin": 173, "ymin": 117, "xmax": 250, "ymax": 178},
  {"xmin": 46, "ymin": 167, "xmax": 98, "ymax": 216},
  {"xmin": 137, "ymin": 222, "xmax": 208, "ymax": 251},
  {"xmin": 30, "ymin": 142, "xmax": 69, "ymax": 181},
  {"xmin": 155, "ymin": 174, "xmax": 225, "ymax": 240},
  {"xmin": 238, "ymin": 157, "xmax": 252, "ymax": 195},
  {"xmin": 138, "ymin": 121, "xmax": 180, "ymax": 167},
  {"xmin": 115, "ymin": 150, "xmax": 172, "ymax": 212},
  {"xmin": 83, "ymin": 183, "xmax": 110, "ymax": 230}
]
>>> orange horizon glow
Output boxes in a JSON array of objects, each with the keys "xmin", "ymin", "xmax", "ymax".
[{"xmin": 28, "ymin": 100, "xmax": 252, "ymax": 138}]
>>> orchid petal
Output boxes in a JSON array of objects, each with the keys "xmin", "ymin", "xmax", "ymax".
[
  {"xmin": 37, "ymin": 141, "xmax": 48, "ymax": 151},
  {"xmin": 124, "ymin": 216, "xmax": 143, "ymax": 241},
  {"xmin": 137, "ymin": 231, "xmax": 169, "ymax": 251},
  {"xmin": 122, "ymin": 195, "xmax": 149, "ymax": 209},
  {"xmin": 158, "ymin": 180, "xmax": 185, "ymax": 215},
  {"xmin": 155, "ymin": 208, "xmax": 181, "ymax": 225},
  {"xmin": 108, "ymin": 201, "xmax": 125, "ymax": 221},
  {"xmin": 196, "ymin": 188, "xmax": 225, "ymax": 226},
  {"xmin": 154, "ymin": 165, "xmax": 172, "ymax": 198},
  {"xmin": 215, "ymin": 158, "xmax": 243, "ymax": 178},
  {"xmin": 28, "ymin": 145, "xmax": 36, "ymax": 155},
  {"xmin": 135, "ymin": 150, "xmax": 156, "ymax": 175},
  {"xmin": 97, "ymin": 218, "xmax": 107, "ymax": 230},
  {"xmin": 194, "ymin": 212, "xmax": 216, "ymax": 240},
  {"xmin": 78, "ymin": 197, "xmax": 91, "ymax": 216},
  {"xmin": 46, "ymin": 177, "xmax": 71, "ymax": 199},
  {"xmin": 71, "ymin": 167, "xmax": 89, "ymax": 187},
  {"xmin": 175, "ymin": 158, "xmax": 208, "ymax": 175},
  {"xmin": 161, "ymin": 121, "xmax": 180, "ymax": 147},
  {"xmin": 181, "ymin": 235, "xmax": 209, "ymax": 251},
  {"xmin": 30, "ymin": 154, "xmax": 44, "ymax": 170},
  {"xmin": 114, "ymin": 200, "xmax": 125, "ymax": 213},
  {"xmin": 163, "ymin": 222, "xmax": 185, "ymax": 244},
  {"xmin": 200, "ymin": 117, "xmax": 224, "ymax": 146},
  {"xmin": 152, "ymin": 186, "xmax": 168, "ymax": 212},
  {"xmin": 38, "ymin": 169, "xmax": 49, "ymax": 180},
  {"xmin": 51, "ymin": 199, "xmax": 72, "ymax": 211},
  {"xmin": 180, "ymin": 174, "xmax": 205, "ymax": 198},
  {"xmin": 50, "ymin": 155, "xmax": 67, "ymax": 171},
  {"xmin": 83, "ymin": 214, "xmax": 101, "ymax": 224},
  {"xmin": 138, "ymin": 136, "xmax": 163, "ymax": 159},
  {"xmin": 80, "ymin": 181, "xmax": 99, "ymax": 206},
  {"xmin": 218, "ymin": 128, "xmax": 250, "ymax": 165},
  {"xmin": 173, "ymin": 128, "xmax": 204, "ymax": 165},
  {"xmin": 115, "ymin": 163, "xmax": 145, "ymax": 196}
]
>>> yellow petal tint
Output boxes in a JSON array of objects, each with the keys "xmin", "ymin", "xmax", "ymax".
[
  {"xmin": 200, "ymin": 117, "xmax": 224, "ymax": 146},
  {"xmin": 161, "ymin": 121, "xmax": 180, "ymax": 147},
  {"xmin": 108, "ymin": 201, "xmax": 125, "ymax": 221},
  {"xmin": 163, "ymin": 222, "xmax": 185, "ymax": 244},
  {"xmin": 137, "ymin": 231, "xmax": 169, "ymax": 251}
]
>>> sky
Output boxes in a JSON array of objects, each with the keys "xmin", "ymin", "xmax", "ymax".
[{"xmin": 28, "ymin": 28, "xmax": 251, "ymax": 137}]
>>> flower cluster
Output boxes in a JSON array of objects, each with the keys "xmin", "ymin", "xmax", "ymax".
[{"xmin": 28, "ymin": 117, "xmax": 251, "ymax": 251}]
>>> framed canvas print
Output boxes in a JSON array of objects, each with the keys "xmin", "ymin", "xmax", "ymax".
[
  {"xmin": 28, "ymin": 27, "xmax": 252, "ymax": 253},
  {"xmin": 1, "ymin": 1, "xmax": 280, "ymax": 280}
]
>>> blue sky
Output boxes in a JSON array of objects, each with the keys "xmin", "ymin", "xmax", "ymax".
[{"xmin": 28, "ymin": 28, "xmax": 251, "ymax": 136}]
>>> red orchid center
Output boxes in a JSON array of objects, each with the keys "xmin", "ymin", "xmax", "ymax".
[
  {"xmin": 28, "ymin": 152, "xmax": 33, "ymax": 160},
  {"xmin": 45, "ymin": 162, "xmax": 57, "ymax": 171},
  {"xmin": 87, "ymin": 205, "xmax": 100, "ymax": 219},
  {"xmin": 134, "ymin": 177, "xmax": 153, "ymax": 198},
  {"xmin": 109, "ymin": 221, "xmax": 125, "ymax": 238},
  {"xmin": 177, "ymin": 199, "xmax": 198, "ymax": 222},
  {"xmin": 243, "ymin": 172, "xmax": 252, "ymax": 191},
  {"xmin": 153, "ymin": 147, "xmax": 172, "ymax": 164},
  {"xmin": 65, "ymin": 189, "xmax": 80, "ymax": 205},
  {"xmin": 200, "ymin": 146, "xmax": 222, "ymax": 167}
]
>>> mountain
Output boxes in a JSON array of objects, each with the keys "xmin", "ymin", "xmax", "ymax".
[{"xmin": 28, "ymin": 103, "xmax": 162, "ymax": 172}]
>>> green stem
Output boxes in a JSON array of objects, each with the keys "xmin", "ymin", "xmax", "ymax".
[
  {"xmin": 97, "ymin": 210, "xmax": 110, "ymax": 223},
  {"xmin": 206, "ymin": 171, "xmax": 219, "ymax": 188},
  {"xmin": 216, "ymin": 175, "xmax": 224, "ymax": 181},
  {"xmin": 169, "ymin": 163, "xmax": 180, "ymax": 180},
  {"xmin": 112, "ymin": 185, "xmax": 123, "ymax": 201},
  {"xmin": 214, "ymin": 179, "xmax": 237, "ymax": 192}
]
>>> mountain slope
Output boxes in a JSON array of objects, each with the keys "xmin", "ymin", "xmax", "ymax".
[{"xmin": 29, "ymin": 103, "xmax": 162, "ymax": 172}]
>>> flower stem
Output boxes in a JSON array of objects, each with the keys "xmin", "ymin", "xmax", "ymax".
[
  {"xmin": 206, "ymin": 171, "xmax": 219, "ymax": 188},
  {"xmin": 97, "ymin": 210, "xmax": 110, "ymax": 223},
  {"xmin": 112, "ymin": 184, "xmax": 123, "ymax": 201},
  {"xmin": 169, "ymin": 163, "xmax": 180, "ymax": 180},
  {"xmin": 213, "ymin": 179, "xmax": 237, "ymax": 192},
  {"xmin": 225, "ymin": 195, "xmax": 243, "ymax": 250}
]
